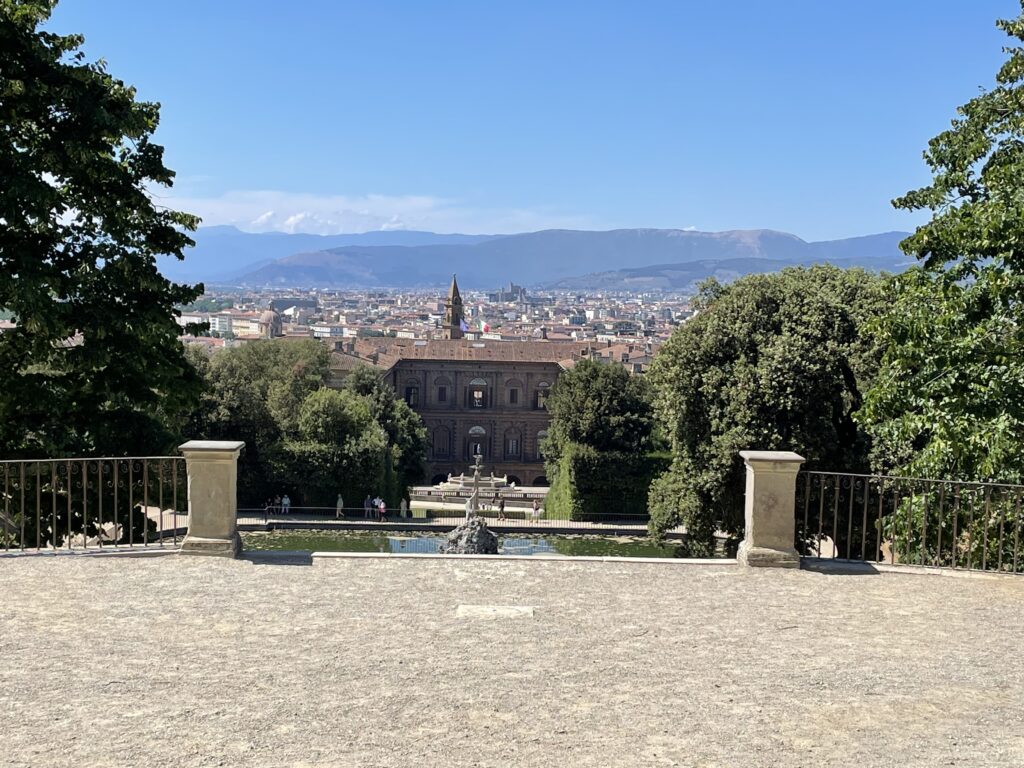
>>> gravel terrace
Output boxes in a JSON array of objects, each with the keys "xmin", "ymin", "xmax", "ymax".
[{"xmin": 1, "ymin": 554, "xmax": 1023, "ymax": 767}]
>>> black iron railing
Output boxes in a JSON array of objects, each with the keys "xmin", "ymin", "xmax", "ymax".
[
  {"xmin": 795, "ymin": 471, "xmax": 1024, "ymax": 573},
  {"xmin": 0, "ymin": 457, "xmax": 188, "ymax": 552}
]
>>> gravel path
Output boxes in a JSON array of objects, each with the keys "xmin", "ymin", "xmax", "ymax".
[{"xmin": 1, "ymin": 554, "xmax": 1023, "ymax": 767}]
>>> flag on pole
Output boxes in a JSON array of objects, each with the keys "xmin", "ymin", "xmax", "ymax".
[
  {"xmin": 479, "ymin": 320, "xmax": 490, "ymax": 333},
  {"xmin": 459, "ymin": 319, "xmax": 469, "ymax": 332}
]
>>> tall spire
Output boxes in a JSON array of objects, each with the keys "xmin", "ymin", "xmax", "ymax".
[
  {"xmin": 448, "ymin": 273, "xmax": 462, "ymax": 303},
  {"xmin": 443, "ymin": 273, "xmax": 464, "ymax": 339}
]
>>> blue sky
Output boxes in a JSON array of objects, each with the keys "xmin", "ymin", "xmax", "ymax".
[{"xmin": 50, "ymin": 0, "xmax": 1016, "ymax": 240}]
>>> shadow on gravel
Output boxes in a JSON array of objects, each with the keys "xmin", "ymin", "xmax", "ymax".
[
  {"xmin": 801, "ymin": 558, "xmax": 880, "ymax": 576},
  {"xmin": 240, "ymin": 550, "xmax": 313, "ymax": 567}
]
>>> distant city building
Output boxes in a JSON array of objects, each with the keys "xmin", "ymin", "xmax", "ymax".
[{"xmin": 270, "ymin": 297, "xmax": 318, "ymax": 313}]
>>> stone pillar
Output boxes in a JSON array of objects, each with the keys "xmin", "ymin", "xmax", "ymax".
[
  {"xmin": 737, "ymin": 450, "xmax": 805, "ymax": 568},
  {"xmin": 179, "ymin": 440, "xmax": 245, "ymax": 558}
]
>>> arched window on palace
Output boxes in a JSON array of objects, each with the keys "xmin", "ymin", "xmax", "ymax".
[
  {"xmin": 469, "ymin": 377, "xmax": 488, "ymax": 409},
  {"xmin": 505, "ymin": 378, "xmax": 524, "ymax": 406},
  {"xmin": 467, "ymin": 425, "xmax": 487, "ymax": 459},
  {"xmin": 534, "ymin": 381, "xmax": 551, "ymax": 410},
  {"xmin": 504, "ymin": 428, "xmax": 522, "ymax": 459}
]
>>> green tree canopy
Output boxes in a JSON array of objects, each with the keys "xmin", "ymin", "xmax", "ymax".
[
  {"xmin": 860, "ymin": 3, "xmax": 1024, "ymax": 483},
  {"xmin": 541, "ymin": 358, "xmax": 653, "ymax": 465},
  {"xmin": 648, "ymin": 266, "xmax": 888, "ymax": 548},
  {"xmin": 343, "ymin": 364, "xmax": 427, "ymax": 495},
  {"xmin": 187, "ymin": 346, "xmax": 425, "ymax": 506},
  {"xmin": 540, "ymin": 358, "xmax": 657, "ymax": 522},
  {"xmin": 0, "ymin": 0, "xmax": 204, "ymax": 457}
]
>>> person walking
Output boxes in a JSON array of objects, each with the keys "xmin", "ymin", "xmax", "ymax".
[
  {"xmin": 363, "ymin": 495, "xmax": 372, "ymax": 519},
  {"xmin": 378, "ymin": 498, "xmax": 387, "ymax": 522},
  {"xmin": 399, "ymin": 498, "xmax": 408, "ymax": 518},
  {"xmin": 273, "ymin": 495, "xmax": 281, "ymax": 515},
  {"xmin": 336, "ymin": 494, "xmax": 344, "ymax": 518},
  {"xmin": 531, "ymin": 498, "xmax": 540, "ymax": 522},
  {"xmin": 497, "ymin": 497, "xmax": 506, "ymax": 521},
  {"xmin": 281, "ymin": 494, "xmax": 291, "ymax": 515}
]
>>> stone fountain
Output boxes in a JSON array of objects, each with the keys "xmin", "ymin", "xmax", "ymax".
[{"xmin": 438, "ymin": 454, "xmax": 498, "ymax": 554}]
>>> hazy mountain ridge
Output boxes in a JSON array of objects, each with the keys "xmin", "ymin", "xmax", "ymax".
[
  {"xmin": 542, "ymin": 254, "xmax": 913, "ymax": 291},
  {"xmin": 224, "ymin": 228, "xmax": 912, "ymax": 289},
  {"xmin": 157, "ymin": 227, "xmax": 496, "ymax": 283}
]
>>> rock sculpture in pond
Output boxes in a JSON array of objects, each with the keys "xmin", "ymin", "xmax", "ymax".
[{"xmin": 439, "ymin": 454, "xmax": 499, "ymax": 555}]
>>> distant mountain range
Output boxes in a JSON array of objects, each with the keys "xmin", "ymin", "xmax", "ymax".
[
  {"xmin": 157, "ymin": 226, "xmax": 494, "ymax": 284},
  {"xmin": 159, "ymin": 226, "xmax": 914, "ymax": 291}
]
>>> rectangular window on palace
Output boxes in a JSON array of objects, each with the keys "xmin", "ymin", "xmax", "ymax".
[
  {"xmin": 405, "ymin": 387, "xmax": 418, "ymax": 407},
  {"xmin": 509, "ymin": 388, "xmax": 518, "ymax": 404},
  {"xmin": 437, "ymin": 386, "xmax": 447, "ymax": 402}
]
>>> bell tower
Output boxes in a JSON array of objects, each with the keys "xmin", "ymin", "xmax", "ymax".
[{"xmin": 443, "ymin": 274, "xmax": 464, "ymax": 339}]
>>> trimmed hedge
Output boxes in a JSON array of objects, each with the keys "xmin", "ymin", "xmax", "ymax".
[{"xmin": 545, "ymin": 443, "xmax": 670, "ymax": 521}]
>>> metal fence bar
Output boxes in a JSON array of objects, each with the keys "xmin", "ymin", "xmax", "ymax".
[
  {"xmin": 1014, "ymin": 490, "xmax": 1022, "ymax": 574},
  {"xmin": 158, "ymin": 460, "xmax": 164, "ymax": 548},
  {"xmin": 3, "ymin": 463, "xmax": 9, "ymax": 552},
  {"xmin": 98, "ymin": 461, "xmax": 105, "ymax": 550},
  {"xmin": 128, "ymin": 460, "xmax": 134, "ymax": 548},
  {"xmin": 997, "ymin": 490, "xmax": 1006, "ymax": 572},
  {"xmin": 66, "ymin": 460, "xmax": 72, "ymax": 548},
  {"xmin": 80, "ymin": 460, "xmax": 87, "ymax": 550},
  {"xmin": 978, "ymin": 487, "xmax": 987, "ymax": 573},
  {"xmin": 817, "ymin": 477, "xmax": 825, "ymax": 557},
  {"xmin": 952, "ymin": 487, "xmax": 961, "ymax": 569},
  {"xmin": 795, "ymin": 470, "xmax": 1024, "ymax": 575},
  {"xmin": 918, "ymin": 482, "xmax": 926, "ymax": 567},
  {"xmin": 859, "ymin": 478, "xmax": 868, "ymax": 562},
  {"xmin": 803, "ymin": 472, "xmax": 811, "ymax": 555},
  {"xmin": 0, "ymin": 456, "xmax": 186, "ymax": 553},
  {"xmin": 172, "ymin": 460, "xmax": 179, "ymax": 546},
  {"xmin": 112, "ymin": 460, "xmax": 119, "ymax": 549}
]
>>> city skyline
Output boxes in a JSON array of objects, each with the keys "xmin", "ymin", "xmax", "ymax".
[{"xmin": 49, "ymin": 0, "xmax": 1013, "ymax": 240}]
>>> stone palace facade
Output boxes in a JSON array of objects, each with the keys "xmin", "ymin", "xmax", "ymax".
[{"xmin": 332, "ymin": 276, "xmax": 589, "ymax": 485}]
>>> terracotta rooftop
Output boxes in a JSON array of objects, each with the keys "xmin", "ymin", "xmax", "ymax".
[{"xmin": 351, "ymin": 337, "xmax": 592, "ymax": 367}]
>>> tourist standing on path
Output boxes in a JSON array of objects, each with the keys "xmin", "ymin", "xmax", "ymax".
[
  {"xmin": 282, "ymin": 494, "xmax": 291, "ymax": 514},
  {"xmin": 532, "ymin": 498, "xmax": 540, "ymax": 521},
  {"xmin": 336, "ymin": 494, "xmax": 344, "ymax": 518},
  {"xmin": 363, "ymin": 495, "xmax": 372, "ymax": 518},
  {"xmin": 498, "ymin": 498, "xmax": 506, "ymax": 520},
  {"xmin": 378, "ymin": 498, "xmax": 387, "ymax": 521},
  {"xmin": 399, "ymin": 498, "xmax": 408, "ymax": 518},
  {"xmin": 273, "ymin": 495, "xmax": 281, "ymax": 515}
]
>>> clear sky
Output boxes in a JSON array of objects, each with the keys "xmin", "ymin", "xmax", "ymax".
[{"xmin": 49, "ymin": 0, "xmax": 1017, "ymax": 240}]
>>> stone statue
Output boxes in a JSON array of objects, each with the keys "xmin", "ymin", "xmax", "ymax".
[{"xmin": 439, "ymin": 453, "xmax": 497, "ymax": 554}]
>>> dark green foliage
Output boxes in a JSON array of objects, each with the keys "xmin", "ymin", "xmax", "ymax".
[
  {"xmin": 0, "ymin": 1, "xmax": 204, "ymax": 457},
  {"xmin": 860, "ymin": 4, "xmax": 1024, "ymax": 484},
  {"xmin": 649, "ymin": 266, "xmax": 888, "ymax": 548},
  {"xmin": 343, "ymin": 365, "xmax": 427, "ymax": 495},
  {"xmin": 541, "ymin": 358, "xmax": 657, "ymax": 523},
  {"xmin": 541, "ymin": 358, "xmax": 653, "ymax": 464},
  {"xmin": 544, "ymin": 443, "xmax": 668, "ymax": 521},
  {"xmin": 188, "ymin": 346, "xmax": 424, "ymax": 507}
]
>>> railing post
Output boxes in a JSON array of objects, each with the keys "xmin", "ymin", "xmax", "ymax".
[
  {"xmin": 179, "ymin": 440, "xmax": 245, "ymax": 558},
  {"xmin": 738, "ymin": 450, "xmax": 805, "ymax": 568}
]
